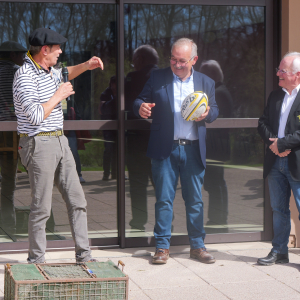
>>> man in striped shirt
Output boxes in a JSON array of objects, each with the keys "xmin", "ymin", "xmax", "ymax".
[{"xmin": 13, "ymin": 28, "xmax": 104, "ymax": 264}]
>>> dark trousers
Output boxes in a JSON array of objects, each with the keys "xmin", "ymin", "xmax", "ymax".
[
  {"xmin": 0, "ymin": 132, "xmax": 18, "ymax": 235},
  {"xmin": 204, "ymin": 163, "xmax": 228, "ymax": 225},
  {"xmin": 103, "ymin": 131, "xmax": 117, "ymax": 179},
  {"xmin": 126, "ymin": 133, "xmax": 153, "ymax": 230}
]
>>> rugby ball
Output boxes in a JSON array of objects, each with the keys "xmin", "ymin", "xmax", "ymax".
[{"xmin": 181, "ymin": 91, "xmax": 208, "ymax": 121}]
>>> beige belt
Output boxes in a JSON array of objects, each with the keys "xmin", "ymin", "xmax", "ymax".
[{"xmin": 19, "ymin": 129, "xmax": 63, "ymax": 138}]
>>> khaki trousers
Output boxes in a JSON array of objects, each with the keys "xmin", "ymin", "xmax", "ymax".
[{"xmin": 19, "ymin": 134, "xmax": 91, "ymax": 263}]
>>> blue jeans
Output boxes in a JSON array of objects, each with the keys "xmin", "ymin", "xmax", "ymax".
[
  {"xmin": 151, "ymin": 142, "xmax": 206, "ymax": 249},
  {"xmin": 268, "ymin": 157, "xmax": 300, "ymax": 254}
]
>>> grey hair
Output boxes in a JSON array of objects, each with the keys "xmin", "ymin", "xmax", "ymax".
[
  {"xmin": 29, "ymin": 45, "xmax": 43, "ymax": 56},
  {"xmin": 29, "ymin": 45, "xmax": 43, "ymax": 55},
  {"xmin": 29, "ymin": 44, "xmax": 54, "ymax": 56},
  {"xmin": 283, "ymin": 52, "xmax": 300, "ymax": 73},
  {"xmin": 133, "ymin": 44, "xmax": 159, "ymax": 65},
  {"xmin": 199, "ymin": 60, "xmax": 224, "ymax": 83},
  {"xmin": 171, "ymin": 38, "xmax": 197, "ymax": 58}
]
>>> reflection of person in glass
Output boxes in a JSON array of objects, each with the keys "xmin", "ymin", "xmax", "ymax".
[
  {"xmin": 0, "ymin": 41, "xmax": 27, "ymax": 236},
  {"xmin": 125, "ymin": 45, "xmax": 159, "ymax": 231},
  {"xmin": 64, "ymin": 104, "xmax": 86, "ymax": 183},
  {"xmin": 257, "ymin": 52, "xmax": 300, "ymax": 266},
  {"xmin": 100, "ymin": 75, "xmax": 117, "ymax": 181},
  {"xmin": 13, "ymin": 28, "xmax": 104, "ymax": 263},
  {"xmin": 133, "ymin": 38, "xmax": 219, "ymax": 264},
  {"xmin": 199, "ymin": 60, "xmax": 233, "ymax": 229}
]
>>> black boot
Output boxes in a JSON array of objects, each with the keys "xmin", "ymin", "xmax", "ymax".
[{"xmin": 257, "ymin": 251, "xmax": 289, "ymax": 266}]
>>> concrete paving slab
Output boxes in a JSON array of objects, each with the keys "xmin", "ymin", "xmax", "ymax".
[
  {"xmin": 214, "ymin": 280, "xmax": 300, "ymax": 300},
  {"xmin": 143, "ymin": 285, "xmax": 229, "ymax": 300},
  {"xmin": 253, "ymin": 259, "xmax": 300, "ymax": 288},
  {"xmin": 228, "ymin": 249, "xmax": 274, "ymax": 264},
  {"xmin": 276, "ymin": 277, "xmax": 300, "ymax": 294},
  {"xmin": 93, "ymin": 248, "xmax": 153, "ymax": 258},
  {"xmin": 128, "ymin": 289, "xmax": 151, "ymax": 300},
  {"xmin": 174, "ymin": 252, "xmax": 274, "ymax": 284},
  {"xmin": 0, "ymin": 253, "xmax": 27, "ymax": 263},
  {"xmin": 46, "ymin": 250, "xmax": 77, "ymax": 260},
  {"xmin": 109, "ymin": 256, "xmax": 208, "ymax": 289},
  {"xmin": 128, "ymin": 279, "xmax": 141, "ymax": 291},
  {"xmin": 225, "ymin": 241, "xmax": 272, "ymax": 250},
  {"xmin": 205, "ymin": 243, "xmax": 233, "ymax": 252},
  {"xmin": 290, "ymin": 248, "xmax": 300, "ymax": 256}
]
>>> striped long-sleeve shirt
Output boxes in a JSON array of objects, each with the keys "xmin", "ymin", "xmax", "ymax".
[
  {"xmin": 0, "ymin": 60, "xmax": 20, "ymax": 121},
  {"xmin": 13, "ymin": 54, "xmax": 63, "ymax": 136}
]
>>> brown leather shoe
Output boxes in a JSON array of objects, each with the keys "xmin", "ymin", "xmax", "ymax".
[
  {"xmin": 190, "ymin": 248, "xmax": 216, "ymax": 264},
  {"xmin": 152, "ymin": 249, "xmax": 169, "ymax": 264}
]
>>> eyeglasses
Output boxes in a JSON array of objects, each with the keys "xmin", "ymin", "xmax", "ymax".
[
  {"xmin": 275, "ymin": 68, "xmax": 293, "ymax": 75},
  {"xmin": 170, "ymin": 56, "xmax": 194, "ymax": 67}
]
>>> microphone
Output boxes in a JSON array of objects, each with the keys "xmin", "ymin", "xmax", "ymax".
[{"xmin": 62, "ymin": 67, "xmax": 70, "ymax": 101}]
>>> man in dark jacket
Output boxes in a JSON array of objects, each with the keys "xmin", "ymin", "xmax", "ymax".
[
  {"xmin": 257, "ymin": 52, "xmax": 300, "ymax": 265},
  {"xmin": 133, "ymin": 38, "xmax": 219, "ymax": 264},
  {"xmin": 200, "ymin": 60, "xmax": 233, "ymax": 229},
  {"xmin": 100, "ymin": 76, "xmax": 117, "ymax": 181},
  {"xmin": 125, "ymin": 45, "xmax": 159, "ymax": 230}
]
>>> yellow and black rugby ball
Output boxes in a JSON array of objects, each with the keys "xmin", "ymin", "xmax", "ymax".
[{"xmin": 181, "ymin": 91, "xmax": 208, "ymax": 121}]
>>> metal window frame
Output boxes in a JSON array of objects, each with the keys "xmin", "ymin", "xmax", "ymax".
[{"xmin": 0, "ymin": 0, "xmax": 279, "ymax": 251}]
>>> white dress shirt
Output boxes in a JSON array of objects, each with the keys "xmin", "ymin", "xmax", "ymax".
[
  {"xmin": 173, "ymin": 68, "xmax": 198, "ymax": 140},
  {"xmin": 278, "ymin": 84, "xmax": 300, "ymax": 138}
]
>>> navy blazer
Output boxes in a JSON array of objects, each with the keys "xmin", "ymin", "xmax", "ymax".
[
  {"xmin": 258, "ymin": 88, "xmax": 300, "ymax": 180},
  {"xmin": 133, "ymin": 67, "xmax": 219, "ymax": 168}
]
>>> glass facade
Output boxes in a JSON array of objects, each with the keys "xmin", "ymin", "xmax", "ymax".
[{"xmin": 0, "ymin": 0, "xmax": 277, "ymax": 249}]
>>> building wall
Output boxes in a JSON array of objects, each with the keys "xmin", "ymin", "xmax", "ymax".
[{"xmin": 282, "ymin": 0, "xmax": 300, "ymax": 55}]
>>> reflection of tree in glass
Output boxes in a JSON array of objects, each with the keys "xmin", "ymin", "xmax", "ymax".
[
  {"xmin": 0, "ymin": 2, "xmax": 116, "ymax": 121},
  {"xmin": 124, "ymin": 4, "xmax": 264, "ymax": 119}
]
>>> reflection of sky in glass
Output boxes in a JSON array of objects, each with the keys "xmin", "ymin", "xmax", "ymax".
[{"xmin": 0, "ymin": 3, "xmax": 115, "ymax": 53}]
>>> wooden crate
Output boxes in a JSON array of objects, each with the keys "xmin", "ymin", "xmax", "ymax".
[{"xmin": 4, "ymin": 260, "xmax": 128, "ymax": 300}]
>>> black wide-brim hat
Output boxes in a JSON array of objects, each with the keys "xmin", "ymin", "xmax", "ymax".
[{"xmin": 29, "ymin": 28, "xmax": 67, "ymax": 46}]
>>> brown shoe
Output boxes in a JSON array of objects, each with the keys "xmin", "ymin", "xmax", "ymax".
[
  {"xmin": 152, "ymin": 249, "xmax": 169, "ymax": 264},
  {"xmin": 190, "ymin": 248, "xmax": 216, "ymax": 264}
]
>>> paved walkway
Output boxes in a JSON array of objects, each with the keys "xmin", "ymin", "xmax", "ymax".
[{"xmin": 1, "ymin": 241, "xmax": 300, "ymax": 299}]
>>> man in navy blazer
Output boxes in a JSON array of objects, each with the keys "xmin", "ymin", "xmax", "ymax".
[
  {"xmin": 133, "ymin": 38, "xmax": 219, "ymax": 264},
  {"xmin": 258, "ymin": 52, "xmax": 300, "ymax": 266}
]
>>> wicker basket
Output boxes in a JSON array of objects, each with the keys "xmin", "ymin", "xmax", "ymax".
[{"xmin": 4, "ymin": 260, "xmax": 128, "ymax": 300}]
